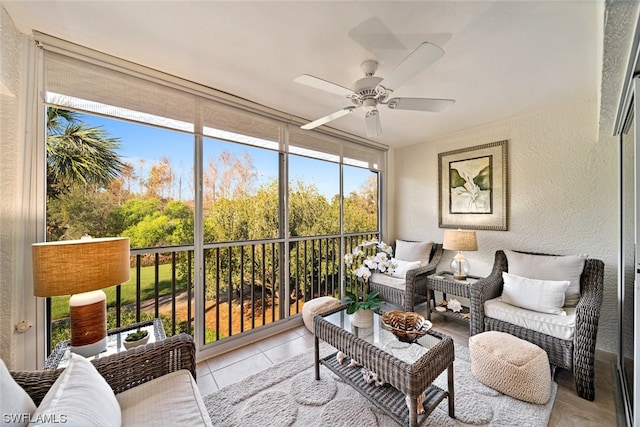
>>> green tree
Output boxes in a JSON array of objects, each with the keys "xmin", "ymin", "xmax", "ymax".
[
  {"xmin": 288, "ymin": 180, "xmax": 337, "ymax": 236},
  {"xmin": 46, "ymin": 107, "xmax": 124, "ymax": 199},
  {"xmin": 344, "ymin": 175, "xmax": 378, "ymax": 233},
  {"xmin": 46, "ymin": 186, "xmax": 119, "ymax": 241}
]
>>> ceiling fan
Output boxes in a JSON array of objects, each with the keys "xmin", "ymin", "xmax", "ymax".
[{"xmin": 294, "ymin": 42, "xmax": 455, "ymax": 138}]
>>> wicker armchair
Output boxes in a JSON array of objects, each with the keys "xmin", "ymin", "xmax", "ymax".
[
  {"xmin": 10, "ymin": 333, "xmax": 196, "ymax": 406},
  {"xmin": 469, "ymin": 250, "xmax": 604, "ymax": 401},
  {"xmin": 369, "ymin": 242, "xmax": 444, "ymax": 312}
]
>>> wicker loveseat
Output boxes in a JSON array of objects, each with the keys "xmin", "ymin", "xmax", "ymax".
[
  {"xmin": 469, "ymin": 250, "xmax": 604, "ymax": 400},
  {"xmin": 8, "ymin": 333, "xmax": 213, "ymax": 426},
  {"xmin": 369, "ymin": 240, "xmax": 443, "ymax": 312}
]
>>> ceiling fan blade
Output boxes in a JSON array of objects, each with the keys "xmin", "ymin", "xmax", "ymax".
[
  {"xmin": 294, "ymin": 74, "xmax": 355, "ymax": 98},
  {"xmin": 300, "ymin": 107, "xmax": 356, "ymax": 130},
  {"xmin": 387, "ymin": 97, "xmax": 455, "ymax": 113},
  {"xmin": 365, "ymin": 110, "xmax": 381, "ymax": 137},
  {"xmin": 376, "ymin": 42, "xmax": 445, "ymax": 94}
]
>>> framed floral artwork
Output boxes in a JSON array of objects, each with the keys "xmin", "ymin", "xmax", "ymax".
[{"xmin": 438, "ymin": 140, "xmax": 508, "ymax": 230}]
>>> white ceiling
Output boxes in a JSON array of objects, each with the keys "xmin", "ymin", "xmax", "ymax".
[{"xmin": 3, "ymin": 1, "xmax": 601, "ymax": 148}]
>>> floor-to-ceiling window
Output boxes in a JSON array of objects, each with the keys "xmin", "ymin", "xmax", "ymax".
[{"xmin": 39, "ymin": 35, "xmax": 386, "ymax": 355}]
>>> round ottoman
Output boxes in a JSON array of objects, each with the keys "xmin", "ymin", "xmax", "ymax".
[
  {"xmin": 469, "ymin": 331, "xmax": 551, "ymax": 404},
  {"xmin": 302, "ymin": 297, "xmax": 342, "ymax": 332}
]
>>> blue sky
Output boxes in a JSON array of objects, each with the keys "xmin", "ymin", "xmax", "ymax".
[{"xmin": 79, "ymin": 113, "xmax": 373, "ymax": 200}]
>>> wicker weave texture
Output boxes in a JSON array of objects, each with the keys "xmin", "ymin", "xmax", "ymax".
[
  {"xmin": 313, "ymin": 306, "xmax": 454, "ymax": 426},
  {"xmin": 468, "ymin": 249, "xmax": 604, "ymax": 401},
  {"xmin": 11, "ymin": 333, "xmax": 196, "ymax": 406},
  {"xmin": 369, "ymin": 243, "xmax": 443, "ymax": 311}
]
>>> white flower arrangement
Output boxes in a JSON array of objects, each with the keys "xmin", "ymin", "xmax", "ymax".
[{"xmin": 342, "ymin": 239, "xmax": 397, "ymax": 313}]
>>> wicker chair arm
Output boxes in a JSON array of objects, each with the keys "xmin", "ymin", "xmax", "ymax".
[
  {"xmin": 573, "ymin": 259, "xmax": 604, "ymax": 354},
  {"xmin": 572, "ymin": 258, "xmax": 604, "ymax": 400},
  {"xmin": 405, "ymin": 244, "xmax": 443, "ymax": 282},
  {"xmin": 469, "ymin": 250, "xmax": 508, "ymax": 335},
  {"xmin": 11, "ymin": 333, "xmax": 196, "ymax": 406},
  {"xmin": 402, "ymin": 244, "xmax": 443, "ymax": 311}
]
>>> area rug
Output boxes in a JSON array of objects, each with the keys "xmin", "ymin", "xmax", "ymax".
[{"xmin": 203, "ymin": 343, "xmax": 557, "ymax": 426}]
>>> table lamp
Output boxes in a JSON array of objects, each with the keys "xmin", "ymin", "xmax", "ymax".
[
  {"xmin": 443, "ymin": 230, "xmax": 478, "ymax": 280},
  {"xmin": 32, "ymin": 237, "xmax": 130, "ymax": 357}
]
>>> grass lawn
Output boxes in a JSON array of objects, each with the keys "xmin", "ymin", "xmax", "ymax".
[{"xmin": 51, "ymin": 263, "xmax": 189, "ymax": 320}]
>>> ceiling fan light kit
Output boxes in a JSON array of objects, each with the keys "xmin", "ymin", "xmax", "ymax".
[{"xmin": 295, "ymin": 41, "xmax": 455, "ymax": 138}]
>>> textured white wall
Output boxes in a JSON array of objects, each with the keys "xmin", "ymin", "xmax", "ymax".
[
  {"xmin": 391, "ymin": 100, "xmax": 618, "ymax": 354},
  {"xmin": 0, "ymin": 6, "xmax": 23, "ymax": 367}
]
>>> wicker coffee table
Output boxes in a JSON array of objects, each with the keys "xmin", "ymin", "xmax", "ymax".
[{"xmin": 313, "ymin": 306, "xmax": 455, "ymax": 426}]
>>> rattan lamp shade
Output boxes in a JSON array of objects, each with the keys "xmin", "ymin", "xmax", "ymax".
[
  {"xmin": 443, "ymin": 230, "xmax": 477, "ymax": 280},
  {"xmin": 443, "ymin": 230, "xmax": 478, "ymax": 252},
  {"xmin": 32, "ymin": 237, "xmax": 130, "ymax": 297},
  {"xmin": 32, "ymin": 237, "xmax": 130, "ymax": 357}
]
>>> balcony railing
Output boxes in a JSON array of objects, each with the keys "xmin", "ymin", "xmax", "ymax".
[{"xmin": 47, "ymin": 233, "xmax": 378, "ymax": 353}]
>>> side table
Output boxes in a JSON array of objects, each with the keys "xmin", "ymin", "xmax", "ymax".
[
  {"xmin": 45, "ymin": 318, "xmax": 166, "ymax": 369},
  {"xmin": 426, "ymin": 272, "xmax": 482, "ymax": 325}
]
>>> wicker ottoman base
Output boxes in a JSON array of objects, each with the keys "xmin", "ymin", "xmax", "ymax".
[
  {"xmin": 469, "ymin": 331, "xmax": 551, "ymax": 404},
  {"xmin": 302, "ymin": 297, "xmax": 342, "ymax": 332}
]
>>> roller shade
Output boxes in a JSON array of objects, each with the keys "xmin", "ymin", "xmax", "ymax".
[
  {"xmin": 44, "ymin": 50, "xmax": 195, "ymax": 132},
  {"xmin": 39, "ymin": 33, "xmax": 386, "ymax": 169}
]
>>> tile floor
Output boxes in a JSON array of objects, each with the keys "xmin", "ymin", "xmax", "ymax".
[{"xmin": 196, "ymin": 304, "xmax": 617, "ymax": 426}]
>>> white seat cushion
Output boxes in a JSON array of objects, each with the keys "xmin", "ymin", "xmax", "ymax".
[
  {"xmin": 484, "ymin": 297, "xmax": 576, "ymax": 340},
  {"xmin": 370, "ymin": 272, "xmax": 406, "ymax": 290},
  {"xmin": 117, "ymin": 369, "xmax": 212, "ymax": 426}
]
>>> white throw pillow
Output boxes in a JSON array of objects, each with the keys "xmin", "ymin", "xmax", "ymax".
[
  {"xmin": 505, "ymin": 250, "xmax": 586, "ymax": 307},
  {"xmin": 388, "ymin": 260, "xmax": 421, "ymax": 278},
  {"xmin": 29, "ymin": 354, "xmax": 121, "ymax": 427},
  {"xmin": 501, "ymin": 272, "xmax": 570, "ymax": 315},
  {"xmin": 1, "ymin": 359, "xmax": 36, "ymax": 426},
  {"xmin": 395, "ymin": 240, "xmax": 433, "ymax": 263}
]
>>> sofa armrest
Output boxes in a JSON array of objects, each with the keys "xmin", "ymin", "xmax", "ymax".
[
  {"xmin": 469, "ymin": 250, "xmax": 508, "ymax": 335},
  {"xmin": 11, "ymin": 333, "xmax": 196, "ymax": 406}
]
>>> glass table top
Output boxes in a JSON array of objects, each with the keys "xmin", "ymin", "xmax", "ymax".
[
  {"xmin": 46, "ymin": 319, "xmax": 165, "ymax": 369},
  {"xmin": 321, "ymin": 309, "xmax": 442, "ymax": 365}
]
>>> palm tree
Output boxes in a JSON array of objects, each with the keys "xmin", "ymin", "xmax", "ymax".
[{"xmin": 46, "ymin": 108, "xmax": 124, "ymax": 198}]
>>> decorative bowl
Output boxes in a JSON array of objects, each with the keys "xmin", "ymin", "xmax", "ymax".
[{"xmin": 381, "ymin": 310, "xmax": 432, "ymax": 343}]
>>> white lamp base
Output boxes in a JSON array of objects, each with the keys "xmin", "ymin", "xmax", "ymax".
[{"xmin": 71, "ymin": 337, "xmax": 107, "ymax": 357}]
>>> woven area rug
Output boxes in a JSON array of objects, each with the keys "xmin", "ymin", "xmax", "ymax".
[{"xmin": 203, "ymin": 343, "xmax": 557, "ymax": 426}]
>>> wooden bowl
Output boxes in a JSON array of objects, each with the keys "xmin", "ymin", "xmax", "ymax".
[{"xmin": 381, "ymin": 310, "xmax": 432, "ymax": 343}]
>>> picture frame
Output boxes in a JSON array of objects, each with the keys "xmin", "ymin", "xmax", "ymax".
[{"xmin": 438, "ymin": 140, "xmax": 508, "ymax": 230}]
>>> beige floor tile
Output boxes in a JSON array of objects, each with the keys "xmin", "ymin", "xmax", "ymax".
[
  {"xmin": 211, "ymin": 352, "xmax": 273, "ymax": 389},
  {"xmin": 263, "ymin": 335, "xmax": 315, "ymax": 364},
  {"xmin": 255, "ymin": 328, "xmax": 304, "ymax": 352},
  {"xmin": 196, "ymin": 372, "xmax": 219, "ymax": 396},
  {"xmin": 206, "ymin": 342, "xmax": 262, "ymax": 372},
  {"xmin": 196, "ymin": 360, "xmax": 211, "ymax": 378}
]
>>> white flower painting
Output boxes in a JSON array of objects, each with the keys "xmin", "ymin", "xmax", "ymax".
[{"xmin": 449, "ymin": 155, "xmax": 491, "ymax": 214}]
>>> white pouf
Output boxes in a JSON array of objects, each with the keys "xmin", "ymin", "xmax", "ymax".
[
  {"xmin": 302, "ymin": 297, "xmax": 342, "ymax": 332},
  {"xmin": 469, "ymin": 331, "xmax": 551, "ymax": 404}
]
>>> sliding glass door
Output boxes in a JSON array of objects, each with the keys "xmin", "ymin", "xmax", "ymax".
[{"xmin": 617, "ymin": 75, "xmax": 639, "ymax": 427}]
